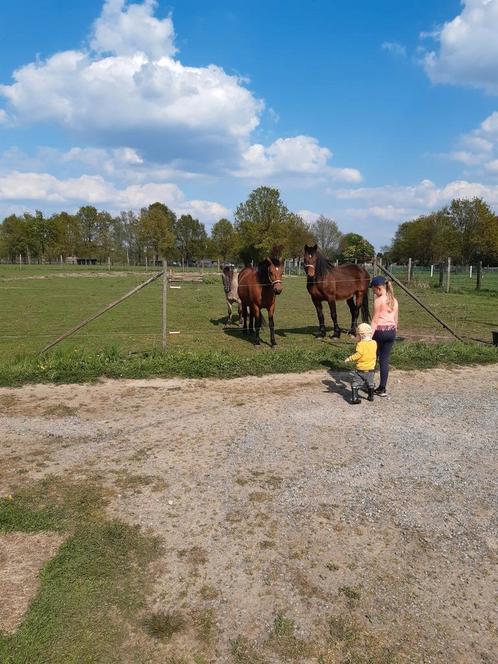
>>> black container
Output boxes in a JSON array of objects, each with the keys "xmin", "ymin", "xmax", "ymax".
[{"xmin": 493, "ymin": 331, "xmax": 498, "ymax": 346}]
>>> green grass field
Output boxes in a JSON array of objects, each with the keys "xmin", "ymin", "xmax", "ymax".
[{"xmin": 0, "ymin": 264, "xmax": 497, "ymax": 384}]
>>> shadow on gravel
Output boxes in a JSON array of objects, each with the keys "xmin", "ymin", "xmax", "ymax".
[{"xmin": 321, "ymin": 370, "xmax": 353, "ymax": 403}]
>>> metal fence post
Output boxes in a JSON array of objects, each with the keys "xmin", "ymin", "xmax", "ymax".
[{"xmin": 162, "ymin": 258, "xmax": 168, "ymax": 351}]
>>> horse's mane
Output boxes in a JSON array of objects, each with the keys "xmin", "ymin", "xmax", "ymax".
[
  {"xmin": 314, "ymin": 249, "xmax": 334, "ymax": 277},
  {"xmin": 257, "ymin": 260, "xmax": 271, "ymax": 282},
  {"xmin": 257, "ymin": 246, "xmax": 282, "ymax": 282}
]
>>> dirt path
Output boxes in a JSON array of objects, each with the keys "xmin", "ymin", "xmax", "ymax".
[{"xmin": 1, "ymin": 365, "xmax": 497, "ymax": 663}]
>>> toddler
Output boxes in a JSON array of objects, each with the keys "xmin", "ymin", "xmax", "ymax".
[{"xmin": 345, "ymin": 323, "xmax": 377, "ymax": 404}]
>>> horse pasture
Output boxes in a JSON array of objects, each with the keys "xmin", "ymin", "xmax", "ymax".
[
  {"xmin": 0, "ymin": 264, "xmax": 497, "ymax": 363},
  {"xmin": 1, "ymin": 364, "xmax": 496, "ymax": 662}
]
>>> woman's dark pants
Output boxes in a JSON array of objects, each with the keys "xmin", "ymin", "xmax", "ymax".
[{"xmin": 373, "ymin": 328, "xmax": 396, "ymax": 389}]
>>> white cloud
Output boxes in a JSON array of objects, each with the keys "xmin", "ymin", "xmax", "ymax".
[
  {"xmin": 0, "ymin": 2, "xmax": 360, "ymax": 185},
  {"xmin": 91, "ymin": 0, "xmax": 176, "ymax": 59},
  {"xmin": 447, "ymin": 110, "xmax": 498, "ymax": 173},
  {"xmin": 297, "ymin": 209, "xmax": 320, "ymax": 223},
  {"xmin": 234, "ymin": 136, "xmax": 362, "ymax": 183},
  {"xmin": 0, "ymin": 1, "xmax": 263, "ymax": 163},
  {"xmin": 336, "ymin": 178, "xmax": 498, "ymax": 219},
  {"xmin": 0, "ymin": 171, "xmax": 228, "ymax": 221},
  {"xmin": 422, "ymin": 0, "xmax": 498, "ymax": 94},
  {"xmin": 381, "ymin": 41, "xmax": 407, "ymax": 58}
]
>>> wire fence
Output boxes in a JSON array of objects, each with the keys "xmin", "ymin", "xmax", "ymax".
[{"xmin": 0, "ymin": 263, "xmax": 497, "ymax": 359}]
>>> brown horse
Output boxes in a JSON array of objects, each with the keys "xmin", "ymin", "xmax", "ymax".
[
  {"xmin": 238, "ymin": 247, "xmax": 284, "ymax": 346},
  {"xmin": 303, "ymin": 244, "xmax": 370, "ymax": 338}
]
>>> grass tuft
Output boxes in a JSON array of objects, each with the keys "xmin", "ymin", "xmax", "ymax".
[{"xmin": 142, "ymin": 611, "xmax": 185, "ymax": 642}]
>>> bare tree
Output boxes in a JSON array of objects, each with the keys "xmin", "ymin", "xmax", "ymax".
[{"xmin": 310, "ymin": 215, "xmax": 342, "ymax": 258}]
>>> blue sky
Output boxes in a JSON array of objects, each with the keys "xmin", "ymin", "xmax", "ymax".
[{"xmin": 2, "ymin": 0, "xmax": 498, "ymax": 248}]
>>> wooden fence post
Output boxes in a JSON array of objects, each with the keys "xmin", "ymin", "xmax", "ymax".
[
  {"xmin": 446, "ymin": 257, "xmax": 451, "ymax": 293},
  {"xmin": 476, "ymin": 261, "xmax": 482, "ymax": 291},
  {"xmin": 162, "ymin": 258, "xmax": 168, "ymax": 351},
  {"xmin": 407, "ymin": 258, "xmax": 412, "ymax": 283},
  {"xmin": 439, "ymin": 262, "xmax": 444, "ymax": 288}
]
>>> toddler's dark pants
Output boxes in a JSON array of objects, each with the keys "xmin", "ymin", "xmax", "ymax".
[{"xmin": 373, "ymin": 328, "xmax": 396, "ymax": 389}]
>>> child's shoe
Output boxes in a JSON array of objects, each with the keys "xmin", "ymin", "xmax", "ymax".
[
  {"xmin": 367, "ymin": 387, "xmax": 375, "ymax": 401},
  {"xmin": 351, "ymin": 387, "xmax": 361, "ymax": 405}
]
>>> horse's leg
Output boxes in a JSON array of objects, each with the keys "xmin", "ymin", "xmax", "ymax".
[
  {"xmin": 242, "ymin": 304, "xmax": 248, "ymax": 334},
  {"xmin": 249, "ymin": 311, "xmax": 254, "ymax": 335},
  {"xmin": 328, "ymin": 299, "xmax": 341, "ymax": 338},
  {"xmin": 350, "ymin": 291, "xmax": 364, "ymax": 335},
  {"xmin": 268, "ymin": 302, "xmax": 276, "ymax": 347},
  {"xmin": 346, "ymin": 296, "xmax": 357, "ymax": 336},
  {"xmin": 253, "ymin": 306, "xmax": 262, "ymax": 345},
  {"xmin": 313, "ymin": 299, "xmax": 326, "ymax": 337},
  {"xmin": 226, "ymin": 299, "xmax": 232, "ymax": 325},
  {"xmin": 237, "ymin": 299, "xmax": 242, "ymax": 326}
]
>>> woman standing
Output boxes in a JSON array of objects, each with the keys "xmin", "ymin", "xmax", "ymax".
[{"xmin": 369, "ymin": 275, "xmax": 398, "ymax": 397}]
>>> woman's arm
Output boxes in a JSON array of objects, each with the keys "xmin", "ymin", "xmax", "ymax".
[
  {"xmin": 370, "ymin": 296, "xmax": 383, "ymax": 334},
  {"xmin": 394, "ymin": 300, "xmax": 399, "ymax": 328}
]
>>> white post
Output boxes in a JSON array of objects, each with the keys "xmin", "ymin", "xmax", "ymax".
[
  {"xmin": 19, "ymin": 253, "xmax": 22, "ymax": 270},
  {"xmin": 446, "ymin": 257, "xmax": 451, "ymax": 293},
  {"xmin": 407, "ymin": 258, "xmax": 412, "ymax": 283},
  {"xmin": 145, "ymin": 255, "xmax": 148, "ymax": 272},
  {"xmin": 469, "ymin": 265, "xmax": 473, "ymax": 279},
  {"xmin": 107, "ymin": 255, "xmax": 111, "ymax": 271},
  {"xmin": 430, "ymin": 264, "xmax": 434, "ymax": 278}
]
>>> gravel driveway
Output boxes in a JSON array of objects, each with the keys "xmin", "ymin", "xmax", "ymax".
[{"xmin": 1, "ymin": 364, "xmax": 497, "ymax": 663}]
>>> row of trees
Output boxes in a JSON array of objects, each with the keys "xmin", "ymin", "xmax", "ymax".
[
  {"xmin": 5, "ymin": 187, "xmax": 493, "ymax": 268},
  {"xmin": 383, "ymin": 198, "xmax": 498, "ymax": 265},
  {"xmin": 0, "ymin": 187, "xmax": 374, "ymax": 265}
]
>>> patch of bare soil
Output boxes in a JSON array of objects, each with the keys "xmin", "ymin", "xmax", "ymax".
[
  {"xmin": 0, "ymin": 532, "xmax": 65, "ymax": 633},
  {"xmin": 0, "ymin": 365, "xmax": 496, "ymax": 662}
]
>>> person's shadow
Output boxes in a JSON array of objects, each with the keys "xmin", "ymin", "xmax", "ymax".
[{"xmin": 321, "ymin": 370, "xmax": 354, "ymax": 403}]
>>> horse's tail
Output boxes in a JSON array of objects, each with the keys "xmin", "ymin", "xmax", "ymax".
[{"xmin": 361, "ymin": 289, "xmax": 370, "ymax": 323}]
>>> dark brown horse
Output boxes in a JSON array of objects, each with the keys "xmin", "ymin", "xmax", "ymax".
[
  {"xmin": 238, "ymin": 247, "xmax": 284, "ymax": 346},
  {"xmin": 303, "ymin": 244, "xmax": 370, "ymax": 338}
]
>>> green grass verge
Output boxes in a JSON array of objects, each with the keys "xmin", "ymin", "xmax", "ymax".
[
  {"xmin": 0, "ymin": 342, "xmax": 497, "ymax": 387},
  {"xmin": 0, "ymin": 477, "xmax": 161, "ymax": 664}
]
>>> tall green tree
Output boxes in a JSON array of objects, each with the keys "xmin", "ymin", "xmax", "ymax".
[
  {"xmin": 175, "ymin": 214, "xmax": 208, "ymax": 264},
  {"xmin": 138, "ymin": 202, "xmax": 176, "ymax": 261},
  {"xmin": 285, "ymin": 213, "xmax": 314, "ymax": 258},
  {"xmin": 447, "ymin": 198, "xmax": 498, "ymax": 263},
  {"xmin": 210, "ymin": 218, "xmax": 238, "ymax": 263},
  {"xmin": 234, "ymin": 186, "xmax": 290, "ymax": 263},
  {"xmin": 339, "ymin": 233, "xmax": 374, "ymax": 262}
]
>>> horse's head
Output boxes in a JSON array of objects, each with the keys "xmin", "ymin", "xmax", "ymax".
[
  {"xmin": 303, "ymin": 244, "xmax": 318, "ymax": 279},
  {"xmin": 222, "ymin": 264, "xmax": 234, "ymax": 293},
  {"xmin": 266, "ymin": 246, "xmax": 284, "ymax": 295}
]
